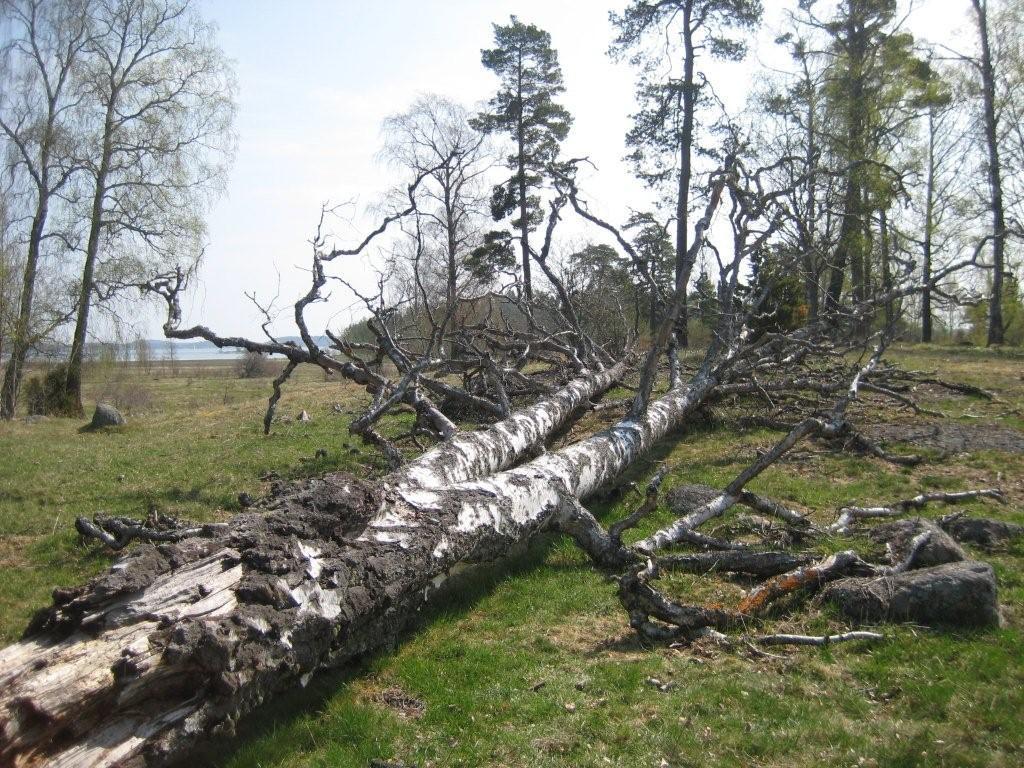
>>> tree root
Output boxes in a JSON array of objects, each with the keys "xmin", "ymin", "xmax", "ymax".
[{"xmin": 75, "ymin": 513, "xmax": 227, "ymax": 550}]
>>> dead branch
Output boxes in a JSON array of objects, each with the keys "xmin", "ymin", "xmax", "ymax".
[{"xmin": 830, "ymin": 489, "xmax": 1006, "ymax": 534}]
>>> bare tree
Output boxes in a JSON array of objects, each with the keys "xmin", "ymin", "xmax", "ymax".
[
  {"xmin": 381, "ymin": 94, "xmax": 491, "ymax": 331},
  {"xmin": 0, "ymin": 0, "xmax": 90, "ymax": 419},
  {"xmin": 58, "ymin": 0, "xmax": 236, "ymax": 415}
]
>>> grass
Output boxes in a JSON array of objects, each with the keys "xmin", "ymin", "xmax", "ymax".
[{"xmin": 2, "ymin": 345, "xmax": 1023, "ymax": 767}]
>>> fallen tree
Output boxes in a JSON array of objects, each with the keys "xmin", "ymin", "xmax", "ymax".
[
  {"xmin": 0, "ymin": 138, "xmax": 1005, "ymax": 768},
  {"xmin": 0, "ymin": 342, "xmax": 741, "ymax": 766}
]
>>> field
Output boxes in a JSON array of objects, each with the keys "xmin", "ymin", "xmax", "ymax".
[{"xmin": 1, "ymin": 347, "xmax": 1023, "ymax": 767}]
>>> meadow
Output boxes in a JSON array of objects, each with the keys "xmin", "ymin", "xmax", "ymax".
[{"xmin": 1, "ymin": 346, "xmax": 1022, "ymax": 767}]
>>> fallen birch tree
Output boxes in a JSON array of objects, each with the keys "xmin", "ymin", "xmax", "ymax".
[{"xmin": 0, "ymin": 138, "xmax": 1007, "ymax": 768}]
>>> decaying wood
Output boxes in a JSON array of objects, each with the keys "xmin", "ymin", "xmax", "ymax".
[
  {"xmin": 752, "ymin": 631, "xmax": 884, "ymax": 647},
  {"xmin": 0, "ymin": 348, "xmax": 729, "ymax": 767},
  {"xmin": 822, "ymin": 561, "xmax": 1001, "ymax": 628},
  {"xmin": 75, "ymin": 513, "xmax": 229, "ymax": 551},
  {"xmin": 829, "ymin": 489, "xmax": 1006, "ymax": 534}
]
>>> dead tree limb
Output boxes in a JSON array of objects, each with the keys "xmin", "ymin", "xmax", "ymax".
[{"xmin": 829, "ymin": 489, "xmax": 1006, "ymax": 534}]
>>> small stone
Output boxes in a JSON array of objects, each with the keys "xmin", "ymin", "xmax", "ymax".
[
  {"xmin": 88, "ymin": 403, "xmax": 125, "ymax": 429},
  {"xmin": 298, "ymin": 410, "xmax": 311, "ymax": 422},
  {"xmin": 238, "ymin": 492, "xmax": 255, "ymax": 508}
]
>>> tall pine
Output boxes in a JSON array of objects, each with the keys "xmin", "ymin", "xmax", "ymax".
[
  {"xmin": 611, "ymin": 0, "xmax": 762, "ymax": 347},
  {"xmin": 474, "ymin": 17, "xmax": 572, "ymax": 300}
]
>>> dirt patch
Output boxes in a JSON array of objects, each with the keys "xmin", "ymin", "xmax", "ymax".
[
  {"xmin": 0, "ymin": 536, "xmax": 36, "ymax": 569},
  {"xmin": 863, "ymin": 422, "xmax": 1024, "ymax": 454},
  {"xmin": 371, "ymin": 686, "xmax": 425, "ymax": 719}
]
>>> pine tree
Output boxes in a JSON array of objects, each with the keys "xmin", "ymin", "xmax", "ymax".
[
  {"xmin": 473, "ymin": 17, "xmax": 572, "ymax": 300},
  {"xmin": 611, "ymin": 0, "xmax": 762, "ymax": 347}
]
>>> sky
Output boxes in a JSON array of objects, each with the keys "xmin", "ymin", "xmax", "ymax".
[{"xmin": 145, "ymin": 0, "xmax": 973, "ymax": 341}]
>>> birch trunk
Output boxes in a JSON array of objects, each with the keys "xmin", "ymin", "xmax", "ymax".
[{"xmin": 0, "ymin": 359, "xmax": 713, "ymax": 768}]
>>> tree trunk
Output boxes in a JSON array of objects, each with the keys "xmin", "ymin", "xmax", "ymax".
[
  {"xmin": 516, "ymin": 50, "xmax": 532, "ymax": 301},
  {"xmin": 64, "ymin": 103, "xmax": 115, "ymax": 418},
  {"xmin": 673, "ymin": 1, "xmax": 695, "ymax": 350},
  {"xmin": 879, "ymin": 208, "xmax": 893, "ymax": 329},
  {"xmin": 0, "ymin": 202, "xmax": 47, "ymax": 420},
  {"xmin": 973, "ymin": 0, "xmax": 1007, "ymax": 346},
  {"xmin": 922, "ymin": 103, "xmax": 936, "ymax": 343},
  {"xmin": 1, "ymin": 359, "xmax": 687, "ymax": 767},
  {"xmin": 825, "ymin": 9, "xmax": 868, "ymax": 326},
  {"xmin": 802, "ymin": 76, "xmax": 820, "ymax": 323}
]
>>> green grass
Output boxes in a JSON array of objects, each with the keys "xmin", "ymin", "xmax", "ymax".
[{"xmin": 2, "ymin": 346, "xmax": 1023, "ymax": 767}]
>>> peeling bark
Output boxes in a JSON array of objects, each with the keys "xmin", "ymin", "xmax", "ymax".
[{"xmin": 0, "ymin": 360, "xmax": 711, "ymax": 768}]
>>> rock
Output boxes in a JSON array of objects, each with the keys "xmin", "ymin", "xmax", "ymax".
[
  {"xmin": 939, "ymin": 514, "xmax": 1024, "ymax": 549},
  {"xmin": 298, "ymin": 410, "xmax": 311, "ymax": 422},
  {"xmin": 869, "ymin": 518, "xmax": 966, "ymax": 568},
  {"xmin": 821, "ymin": 561, "xmax": 999, "ymax": 628},
  {"xmin": 238, "ymin": 492, "xmax": 255, "ymax": 508},
  {"xmin": 88, "ymin": 403, "xmax": 125, "ymax": 429}
]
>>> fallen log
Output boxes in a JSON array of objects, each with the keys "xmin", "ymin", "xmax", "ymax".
[
  {"xmin": 0, "ymin": 364, "xmax": 718, "ymax": 767},
  {"xmin": 821, "ymin": 560, "xmax": 1000, "ymax": 628},
  {"xmin": 938, "ymin": 513, "xmax": 1024, "ymax": 549}
]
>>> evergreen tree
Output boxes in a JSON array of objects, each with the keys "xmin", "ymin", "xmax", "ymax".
[
  {"xmin": 473, "ymin": 17, "xmax": 572, "ymax": 300},
  {"xmin": 625, "ymin": 211, "xmax": 674, "ymax": 330},
  {"xmin": 611, "ymin": 0, "xmax": 762, "ymax": 346},
  {"xmin": 809, "ymin": 0, "xmax": 933, "ymax": 329}
]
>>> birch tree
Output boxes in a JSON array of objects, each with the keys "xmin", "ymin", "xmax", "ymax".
[
  {"xmin": 57, "ymin": 0, "xmax": 235, "ymax": 415},
  {"xmin": 0, "ymin": 0, "xmax": 89, "ymax": 419}
]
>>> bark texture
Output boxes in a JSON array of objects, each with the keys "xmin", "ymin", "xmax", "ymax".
[
  {"xmin": 0, "ymin": 363, "xmax": 710, "ymax": 768},
  {"xmin": 821, "ymin": 561, "xmax": 1000, "ymax": 628}
]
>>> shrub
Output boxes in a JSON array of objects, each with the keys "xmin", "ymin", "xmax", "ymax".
[
  {"xmin": 236, "ymin": 350, "xmax": 270, "ymax": 379},
  {"xmin": 23, "ymin": 364, "xmax": 79, "ymax": 416}
]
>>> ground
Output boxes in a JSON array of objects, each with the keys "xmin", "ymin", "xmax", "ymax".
[{"xmin": 1, "ymin": 346, "xmax": 1022, "ymax": 767}]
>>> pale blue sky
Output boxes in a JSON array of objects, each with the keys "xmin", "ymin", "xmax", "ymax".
[{"xmin": 159, "ymin": 0, "xmax": 968, "ymax": 340}]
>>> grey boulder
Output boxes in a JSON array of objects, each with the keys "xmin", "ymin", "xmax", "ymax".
[{"xmin": 89, "ymin": 403, "xmax": 126, "ymax": 429}]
